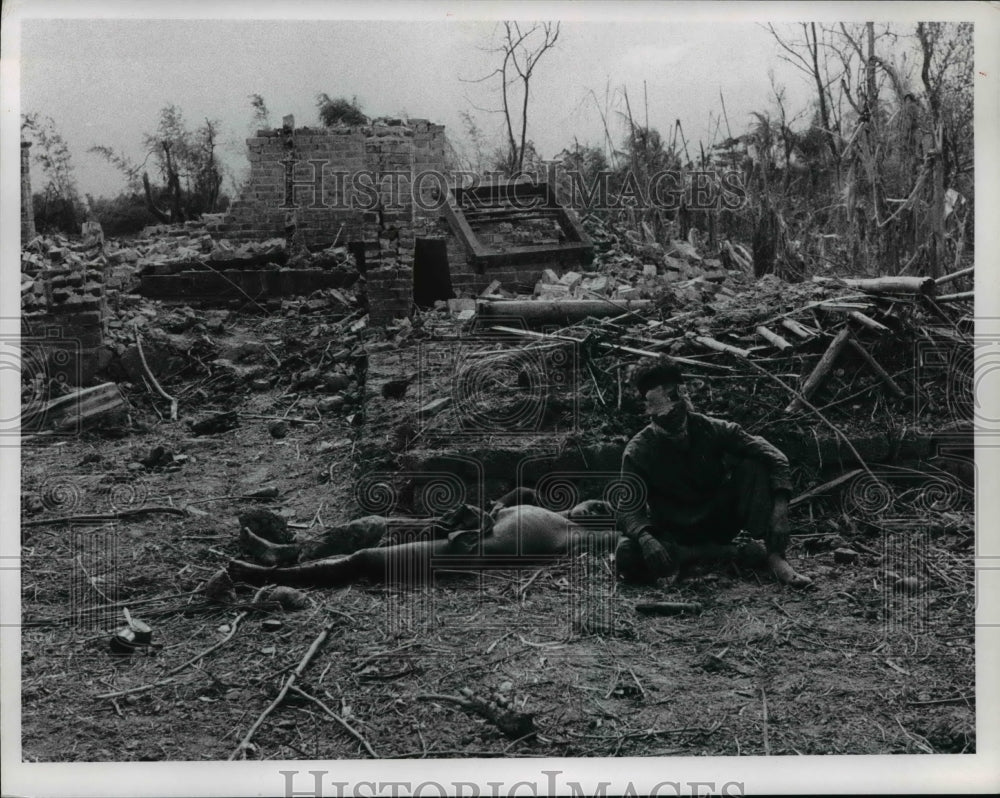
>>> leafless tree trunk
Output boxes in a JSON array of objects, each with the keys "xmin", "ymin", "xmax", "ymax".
[
  {"xmin": 142, "ymin": 172, "xmax": 170, "ymax": 223},
  {"xmin": 499, "ymin": 22, "xmax": 560, "ymax": 174},
  {"xmin": 918, "ymin": 22, "xmax": 946, "ymax": 278}
]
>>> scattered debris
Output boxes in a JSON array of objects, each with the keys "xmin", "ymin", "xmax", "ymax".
[
  {"xmin": 22, "ymin": 382, "xmax": 126, "ymax": 433},
  {"xmin": 190, "ymin": 411, "xmax": 239, "ymax": 436},
  {"xmin": 416, "ymin": 689, "xmax": 536, "ymax": 741}
]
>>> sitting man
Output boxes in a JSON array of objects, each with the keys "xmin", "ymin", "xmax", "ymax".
[{"xmin": 614, "ymin": 358, "xmax": 811, "ymax": 588}]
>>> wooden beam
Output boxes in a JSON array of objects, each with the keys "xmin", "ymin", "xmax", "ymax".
[
  {"xmin": 847, "ymin": 310, "xmax": 890, "ymax": 332},
  {"xmin": 21, "ymin": 382, "xmax": 125, "ymax": 432},
  {"xmin": 693, "ymin": 335, "xmax": 750, "ymax": 358},
  {"xmin": 785, "ymin": 327, "xmax": 852, "ymax": 413},
  {"xmin": 488, "ymin": 326, "xmax": 734, "ymax": 371},
  {"xmin": 847, "ymin": 335, "xmax": 906, "ymax": 399},
  {"xmin": 755, "ymin": 325, "xmax": 793, "ymax": 351},
  {"xmin": 478, "ymin": 298, "xmax": 653, "ymax": 324},
  {"xmin": 812, "ymin": 275, "xmax": 937, "ymax": 295},
  {"xmin": 935, "ymin": 290, "xmax": 974, "ymax": 303},
  {"xmin": 934, "ymin": 266, "xmax": 973, "ymax": 286},
  {"xmin": 781, "ymin": 318, "xmax": 814, "ymax": 339}
]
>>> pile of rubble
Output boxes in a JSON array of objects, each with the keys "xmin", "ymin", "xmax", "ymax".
[
  {"xmin": 21, "ymin": 207, "xmax": 974, "ymax": 467},
  {"xmin": 402, "ymin": 223, "xmax": 973, "ymax": 468}
]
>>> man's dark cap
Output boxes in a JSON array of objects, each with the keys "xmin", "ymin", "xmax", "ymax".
[{"xmin": 632, "ymin": 357, "xmax": 684, "ymax": 395}]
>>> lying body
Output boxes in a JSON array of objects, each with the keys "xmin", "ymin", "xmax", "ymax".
[
  {"xmin": 229, "ymin": 502, "xmax": 620, "ymax": 588},
  {"xmin": 228, "ymin": 494, "xmax": 766, "ymax": 588}
]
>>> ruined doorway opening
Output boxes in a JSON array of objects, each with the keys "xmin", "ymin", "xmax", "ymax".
[
  {"xmin": 348, "ymin": 241, "xmax": 367, "ymax": 274},
  {"xmin": 412, "ymin": 238, "xmax": 454, "ymax": 308}
]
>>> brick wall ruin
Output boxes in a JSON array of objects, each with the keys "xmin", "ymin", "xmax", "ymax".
[
  {"xmin": 21, "ymin": 240, "xmax": 109, "ymax": 386},
  {"xmin": 214, "ymin": 117, "xmax": 450, "ymax": 247},
  {"xmin": 213, "ymin": 115, "xmax": 594, "ymax": 326}
]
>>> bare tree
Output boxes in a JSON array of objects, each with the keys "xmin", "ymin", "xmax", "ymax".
[
  {"xmin": 766, "ymin": 23, "xmax": 840, "ymax": 166},
  {"xmin": 466, "ymin": 22, "xmax": 560, "ymax": 175},
  {"xmin": 91, "ymin": 104, "xmax": 225, "ymax": 223}
]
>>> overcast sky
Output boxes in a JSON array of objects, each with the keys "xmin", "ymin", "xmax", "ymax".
[
  {"xmin": 14, "ymin": 8, "xmax": 830, "ymax": 199},
  {"xmin": 7, "ymin": 1, "xmax": 996, "ymax": 206}
]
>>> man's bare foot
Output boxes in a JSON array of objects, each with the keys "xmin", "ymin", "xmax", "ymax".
[
  {"xmin": 240, "ymin": 526, "xmax": 300, "ymax": 566},
  {"xmin": 767, "ymin": 553, "xmax": 813, "ymax": 588}
]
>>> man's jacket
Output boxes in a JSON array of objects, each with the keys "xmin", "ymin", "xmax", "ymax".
[{"xmin": 616, "ymin": 412, "xmax": 793, "ymax": 540}]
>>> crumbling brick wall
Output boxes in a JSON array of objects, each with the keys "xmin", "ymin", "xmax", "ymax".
[
  {"xmin": 21, "ymin": 254, "xmax": 108, "ymax": 386},
  {"xmin": 214, "ymin": 117, "xmax": 450, "ymax": 248},
  {"xmin": 215, "ymin": 115, "xmax": 588, "ymax": 325}
]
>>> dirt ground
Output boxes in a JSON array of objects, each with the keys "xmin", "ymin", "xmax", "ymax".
[{"xmin": 20, "ymin": 309, "xmax": 976, "ymax": 762}]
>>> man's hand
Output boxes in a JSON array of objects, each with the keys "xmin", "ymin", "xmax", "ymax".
[{"xmin": 639, "ymin": 531, "xmax": 673, "ymax": 575}]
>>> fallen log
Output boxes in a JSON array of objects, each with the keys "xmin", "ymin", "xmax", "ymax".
[
  {"xmin": 785, "ymin": 327, "xmax": 853, "ymax": 413},
  {"xmin": 812, "ymin": 275, "xmax": 937, "ymax": 296},
  {"xmin": 478, "ymin": 298, "xmax": 653, "ymax": 325},
  {"xmin": 847, "ymin": 310, "xmax": 890, "ymax": 332},
  {"xmin": 693, "ymin": 335, "xmax": 750, "ymax": 359},
  {"xmin": 780, "ymin": 318, "xmax": 814, "ymax": 339},
  {"xmin": 755, "ymin": 325, "xmax": 793, "ymax": 351}
]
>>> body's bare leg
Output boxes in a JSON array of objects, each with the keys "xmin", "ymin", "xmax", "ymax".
[
  {"xmin": 229, "ymin": 554, "xmax": 361, "ymax": 587},
  {"xmin": 239, "ymin": 527, "xmax": 300, "ymax": 566}
]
